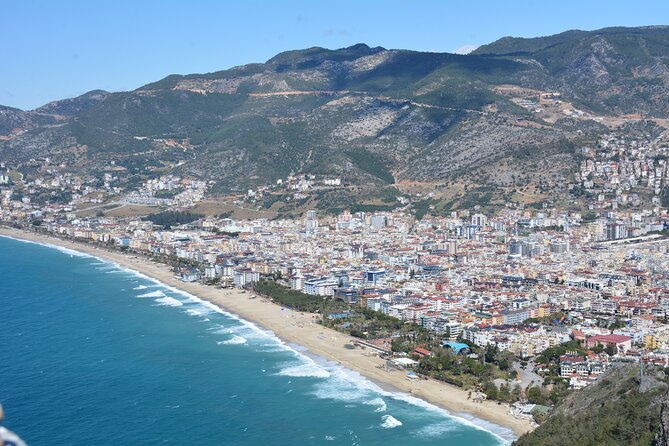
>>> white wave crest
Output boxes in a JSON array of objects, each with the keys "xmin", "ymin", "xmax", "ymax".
[
  {"xmin": 133, "ymin": 285, "xmax": 148, "ymax": 290},
  {"xmin": 276, "ymin": 363, "xmax": 330, "ymax": 379},
  {"xmin": 154, "ymin": 296, "xmax": 183, "ymax": 307},
  {"xmin": 413, "ymin": 421, "xmax": 458, "ymax": 438},
  {"xmin": 364, "ymin": 397, "xmax": 387, "ymax": 412},
  {"xmin": 137, "ymin": 290, "xmax": 166, "ymax": 298},
  {"xmin": 218, "ymin": 335, "xmax": 248, "ymax": 345},
  {"xmin": 381, "ymin": 415, "xmax": 402, "ymax": 429}
]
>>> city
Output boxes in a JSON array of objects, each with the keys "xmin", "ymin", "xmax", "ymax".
[{"xmin": 4, "ymin": 140, "xmax": 669, "ymax": 428}]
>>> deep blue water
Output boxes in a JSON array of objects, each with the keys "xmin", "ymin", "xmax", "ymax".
[{"xmin": 0, "ymin": 236, "xmax": 510, "ymax": 445}]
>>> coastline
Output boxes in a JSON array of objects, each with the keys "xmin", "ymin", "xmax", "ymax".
[{"xmin": 0, "ymin": 226, "xmax": 533, "ymax": 439}]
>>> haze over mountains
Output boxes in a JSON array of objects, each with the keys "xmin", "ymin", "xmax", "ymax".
[{"xmin": 2, "ymin": 25, "xmax": 669, "ymax": 209}]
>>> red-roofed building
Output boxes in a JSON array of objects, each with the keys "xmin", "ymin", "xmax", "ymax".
[
  {"xmin": 413, "ymin": 348, "xmax": 432, "ymax": 358},
  {"xmin": 585, "ymin": 334, "xmax": 632, "ymax": 353}
]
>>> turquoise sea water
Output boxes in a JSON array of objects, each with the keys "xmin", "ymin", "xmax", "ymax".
[{"xmin": 0, "ymin": 236, "xmax": 512, "ymax": 445}]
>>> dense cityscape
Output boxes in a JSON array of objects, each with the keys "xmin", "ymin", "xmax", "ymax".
[{"xmin": 4, "ymin": 127, "xmax": 669, "ymax": 428}]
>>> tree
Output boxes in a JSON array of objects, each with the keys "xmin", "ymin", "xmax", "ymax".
[
  {"xmin": 498, "ymin": 384, "xmax": 512, "ymax": 402},
  {"xmin": 484, "ymin": 344, "xmax": 498, "ymax": 363},
  {"xmin": 350, "ymin": 330, "xmax": 366, "ymax": 339},
  {"xmin": 483, "ymin": 381, "xmax": 498, "ymax": 400},
  {"xmin": 527, "ymin": 386, "xmax": 549, "ymax": 405}
]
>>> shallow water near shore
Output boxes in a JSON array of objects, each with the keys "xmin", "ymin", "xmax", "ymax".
[{"xmin": 0, "ymin": 236, "xmax": 510, "ymax": 445}]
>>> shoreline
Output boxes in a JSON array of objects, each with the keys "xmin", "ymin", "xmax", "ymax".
[{"xmin": 0, "ymin": 226, "xmax": 533, "ymax": 439}]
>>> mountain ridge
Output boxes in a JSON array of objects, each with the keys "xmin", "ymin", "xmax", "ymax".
[{"xmin": 2, "ymin": 25, "xmax": 668, "ymax": 212}]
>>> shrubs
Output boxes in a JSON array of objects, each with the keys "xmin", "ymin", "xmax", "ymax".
[
  {"xmin": 252, "ymin": 280, "xmax": 347, "ymax": 313},
  {"xmin": 142, "ymin": 211, "xmax": 204, "ymax": 229}
]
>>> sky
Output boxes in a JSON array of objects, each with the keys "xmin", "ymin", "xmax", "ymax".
[{"xmin": 1, "ymin": 0, "xmax": 668, "ymax": 110}]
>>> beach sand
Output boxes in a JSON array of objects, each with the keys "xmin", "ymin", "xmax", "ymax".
[{"xmin": 0, "ymin": 227, "xmax": 534, "ymax": 437}]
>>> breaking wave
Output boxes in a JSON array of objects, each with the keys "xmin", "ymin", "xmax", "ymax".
[
  {"xmin": 276, "ymin": 362, "xmax": 331, "ymax": 379},
  {"xmin": 218, "ymin": 335, "xmax": 248, "ymax": 345},
  {"xmin": 381, "ymin": 415, "xmax": 402, "ymax": 429},
  {"xmin": 137, "ymin": 290, "xmax": 166, "ymax": 298},
  {"xmin": 365, "ymin": 397, "xmax": 387, "ymax": 412},
  {"xmin": 154, "ymin": 296, "xmax": 184, "ymax": 307}
]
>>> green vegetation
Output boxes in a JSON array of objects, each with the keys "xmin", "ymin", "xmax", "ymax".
[
  {"xmin": 142, "ymin": 211, "xmax": 204, "ymax": 229},
  {"xmin": 413, "ymin": 199, "xmax": 434, "ymax": 220},
  {"xmin": 345, "ymin": 149, "xmax": 394, "ymax": 183},
  {"xmin": 252, "ymin": 280, "xmax": 348, "ymax": 313},
  {"xmin": 417, "ymin": 344, "xmax": 516, "ymax": 391},
  {"xmin": 581, "ymin": 212, "xmax": 599, "ymax": 223},
  {"xmin": 514, "ymin": 365, "xmax": 669, "ymax": 446}
]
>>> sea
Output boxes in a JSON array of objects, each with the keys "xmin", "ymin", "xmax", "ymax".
[{"xmin": 0, "ymin": 235, "xmax": 513, "ymax": 445}]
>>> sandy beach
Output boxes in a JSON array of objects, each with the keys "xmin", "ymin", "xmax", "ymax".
[{"xmin": 0, "ymin": 226, "xmax": 534, "ymax": 438}]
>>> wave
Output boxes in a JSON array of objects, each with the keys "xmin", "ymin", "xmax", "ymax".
[
  {"xmin": 381, "ymin": 415, "xmax": 402, "ymax": 429},
  {"xmin": 137, "ymin": 290, "xmax": 166, "ymax": 298},
  {"xmin": 95, "ymin": 265, "xmax": 120, "ymax": 271},
  {"xmin": 364, "ymin": 397, "xmax": 387, "ymax": 412},
  {"xmin": 133, "ymin": 285, "xmax": 148, "ymax": 290},
  {"xmin": 276, "ymin": 362, "xmax": 331, "ymax": 379},
  {"xmin": 412, "ymin": 420, "xmax": 458, "ymax": 439},
  {"xmin": 254, "ymin": 346, "xmax": 291, "ymax": 353},
  {"xmin": 217, "ymin": 335, "xmax": 248, "ymax": 345},
  {"xmin": 184, "ymin": 309, "xmax": 210, "ymax": 321},
  {"xmin": 154, "ymin": 296, "xmax": 184, "ymax": 307}
]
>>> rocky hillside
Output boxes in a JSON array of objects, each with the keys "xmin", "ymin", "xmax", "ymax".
[
  {"xmin": 474, "ymin": 26, "xmax": 669, "ymax": 116},
  {"xmin": 513, "ymin": 364, "xmax": 669, "ymax": 446},
  {"xmin": 1, "ymin": 26, "xmax": 668, "ymax": 206}
]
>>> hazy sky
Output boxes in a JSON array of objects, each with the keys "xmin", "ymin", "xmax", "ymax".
[{"xmin": 2, "ymin": 0, "xmax": 667, "ymax": 109}]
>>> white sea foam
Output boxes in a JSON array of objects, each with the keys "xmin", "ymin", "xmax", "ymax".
[
  {"xmin": 255, "ymin": 346, "xmax": 292, "ymax": 353},
  {"xmin": 133, "ymin": 285, "xmax": 148, "ymax": 290},
  {"xmin": 217, "ymin": 335, "xmax": 248, "ymax": 345},
  {"xmin": 364, "ymin": 397, "xmax": 387, "ymax": 412},
  {"xmin": 304, "ymin": 356, "xmax": 514, "ymax": 444},
  {"xmin": 137, "ymin": 290, "xmax": 166, "ymax": 298},
  {"xmin": 413, "ymin": 421, "xmax": 458, "ymax": 438},
  {"xmin": 276, "ymin": 362, "xmax": 331, "ymax": 379},
  {"xmin": 154, "ymin": 296, "xmax": 184, "ymax": 307},
  {"xmin": 185, "ymin": 309, "xmax": 206, "ymax": 318},
  {"xmin": 381, "ymin": 415, "xmax": 402, "ymax": 429}
]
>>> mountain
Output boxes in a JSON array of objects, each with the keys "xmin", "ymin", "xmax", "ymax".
[
  {"xmin": 474, "ymin": 26, "xmax": 669, "ymax": 116},
  {"xmin": 513, "ymin": 364, "xmax": 669, "ymax": 446},
  {"xmin": 1, "ymin": 26, "xmax": 668, "ymax": 211},
  {"xmin": 34, "ymin": 89, "xmax": 110, "ymax": 116},
  {"xmin": 0, "ymin": 105, "xmax": 32, "ymax": 135}
]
